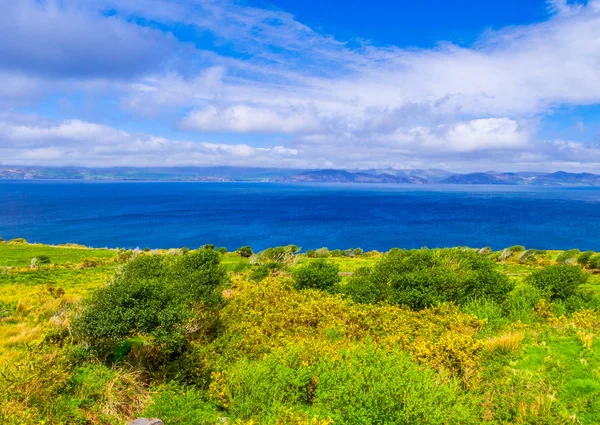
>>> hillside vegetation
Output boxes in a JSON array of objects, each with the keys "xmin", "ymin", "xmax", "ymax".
[{"xmin": 1, "ymin": 240, "xmax": 600, "ymax": 424}]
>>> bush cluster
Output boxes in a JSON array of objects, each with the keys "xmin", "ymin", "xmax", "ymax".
[
  {"xmin": 74, "ymin": 249, "xmax": 227, "ymax": 362},
  {"xmin": 525, "ymin": 265, "xmax": 588, "ymax": 301},
  {"xmin": 342, "ymin": 248, "xmax": 513, "ymax": 309},
  {"xmin": 293, "ymin": 259, "xmax": 340, "ymax": 292}
]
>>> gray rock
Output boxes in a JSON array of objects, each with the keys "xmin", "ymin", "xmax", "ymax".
[{"xmin": 129, "ymin": 419, "xmax": 164, "ymax": 425}]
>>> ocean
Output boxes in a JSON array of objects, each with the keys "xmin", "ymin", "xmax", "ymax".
[{"xmin": 1, "ymin": 180, "xmax": 600, "ymax": 251}]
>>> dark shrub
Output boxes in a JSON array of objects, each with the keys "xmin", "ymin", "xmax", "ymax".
[
  {"xmin": 255, "ymin": 245, "xmax": 299, "ymax": 266},
  {"xmin": 293, "ymin": 259, "xmax": 340, "ymax": 293},
  {"xmin": 74, "ymin": 250, "xmax": 226, "ymax": 361},
  {"xmin": 237, "ymin": 246, "xmax": 254, "ymax": 258},
  {"xmin": 589, "ymin": 255, "xmax": 600, "ymax": 270},
  {"xmin": 577, "ymin": 251, "xmax": 595, "ymax": 267},
  {"xmin": 31, "ymin": 255, "xmax": 51, "ymax": 266},
  {"xmin": 249, "ymin": 262, "xmax": 280, "ymax": 282},
  {"xmin": 217, "ymin": 247, "xmax": 227, "ymax": 254},
  {"xmin": 346, "ymin": 248, "xmax": 513, "ymax": 310},
  {"xmin": 341, "ymin": 267, "xmax": 391, "ymax": 304},
  {"xmin": 525, "ymin": 265, "xmax": 588, "ymax": 301},
  {"xmin": 305, "ymin": 250, "xmax": 317, "ymax": 258},
  {"xmin": 556, "ymin": 249, "xmax": 580, "ymax": 265}
]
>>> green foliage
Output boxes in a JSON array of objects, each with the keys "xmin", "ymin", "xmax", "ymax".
[
  {"xmin": 293, "ymin": 259, "xmax": 340, "ymax": 292},
  {"xmin": 249, "ymin": 262, "xmax": 281, "ymax": 282},
  {"xmin": 144, "ymin": 383, "xmax": 219, "ymax": 424},
  {"xmin": 252, "ymin": 245, "xmax": 299, "ymax": 266},
  {"xmin": 5, "ymin": 242, "xmax": 600, "ymax": 425},
  {"xmin": 237, "ymin": 246, "xmax": 254, "ymax": 258},
  {"xmin": 213, "ymin": 355, "xmax": 312, "ymax": 422},
  {"xmin": 30, "ymin": 254, "xmax": 52, "ymax": 267},
  {"xmin": 305, "ymin": 249, "xmax": 317, "ymax": 258},
  {"xmin": 556, "ymin": 249, "xmax": 581, "ymax": 265},
  {"xmin": 74, "ymin": 250, "xmax": 226, "ymax": 361},
  {"xmin": 525, "ymin": 265, "xmax": 588, "ymax": 301},
  {"xmin": 312, "ymin": 346, "xmax": 475, "ymax": 424},
  {"xmin": 339, "ymin": 267, "xmax": 391, "ymax": 304},
  {"xmin": 589, "ymin": 255, "xmax": 600, "ymax": 270},
  {"xmin": 9, "ymin": 237, "xmax": 27, "ymax": 244},
  {"xmin": 346, "ymin": 248, "xmax": 513, "ymax": 309},
  {"xmin": 504, "ymin": 284, "xmax": 545, "ymax": 323},
  {"xmin": 217, "ymin": 247, "xmax": 227, "ymax": 254},
  {"xmin": 517, "ymin": 249, "xmax": 538, "ymax": 264},
  {"xmin": 462, "ymin": 297, "xmax": 507, "ymax": 330},
  {"xmin": 578, "ymin": 251, "xmax": 595, "ymax": 267}
]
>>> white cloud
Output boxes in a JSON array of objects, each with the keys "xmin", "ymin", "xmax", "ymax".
[
  {"xmin": 181, "ymin": 105, "xmax": 321, "ymax": 133},
  {"xmin": 0, "ymin": 0, "xmax": 177, "ymax": 78},
  {"xmin": 0, "ymin": 117, "xmax": 298, "ymax": 167},
  {"xmin": 0, "ymin": 0, "xmax": 600, "ymax": 170}
]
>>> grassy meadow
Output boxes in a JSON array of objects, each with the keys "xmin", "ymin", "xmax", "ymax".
[{"xmin": 1, "ymin": 240, "xmax": 600, "ymax": 424}]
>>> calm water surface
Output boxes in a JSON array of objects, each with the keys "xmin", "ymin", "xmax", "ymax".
[{"xmin": 1, "ymin": 181, "xmax": 600, "ymax": 251}]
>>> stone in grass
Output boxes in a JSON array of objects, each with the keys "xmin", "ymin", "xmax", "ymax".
[{"xmin": 129, "ymin": 419, "xmax": 164, "ymax": 425}]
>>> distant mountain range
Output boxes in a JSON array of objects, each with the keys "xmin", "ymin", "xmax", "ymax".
[
  {"xmin": 2, "ymin": 166, "xmax": 600, "ymax": 186},
  {"xmin": 439, "ymin": 171, "xmax": 600, "ymax": 186},
  {"xmin": 269, "ymin": 169, "xmax": 426, "ymax": 184}
]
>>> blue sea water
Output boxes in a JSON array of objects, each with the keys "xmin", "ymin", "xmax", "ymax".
[{"xmin": 1, "ymin": 181, "xmax": 600, "ymax": 251}]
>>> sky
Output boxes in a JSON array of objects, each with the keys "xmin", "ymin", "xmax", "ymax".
[{"xmin": 1, "ymin": 0, "xmax": 600, "ymax": 172}]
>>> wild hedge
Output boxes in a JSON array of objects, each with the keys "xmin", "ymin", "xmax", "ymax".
[
  {"xmin": 342, "ymin": 248, "xmax": 513, "ymax": 309},
  {"xmin": 74, "ymin": 249, "xmax": 226, "ymax": 362}
]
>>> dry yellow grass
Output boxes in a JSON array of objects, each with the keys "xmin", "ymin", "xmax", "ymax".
[{"xmin": 485, "ymin": 331, "xmax": 525, "ymax": 354}]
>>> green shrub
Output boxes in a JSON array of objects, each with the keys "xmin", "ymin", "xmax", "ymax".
[
  {"xmin": 504, "ymin": 284, "xmax": 545, "ymax": 323},
  {"xmin": 305, "ymin": 250, "xmax": 317, "ymax": 258},
  {"xmin": 517, "ymin": 249, "xmax": 538, "ymax": 264},
  {"xmin": 9, "ymin": 237, "xmax": 27, "ymax": 244},
  {"xmin": 556, "ymin": 249, "xmax": 580, "ymax": 265},
  {"xmin": 589, "ymin": 255, "xmax": 600, "ymax": 270},
  {"xmin": 348, "ymin": 248, "xmax": 513, "ymax": 310},
  {"xmin": 577, "ymin": 251, "xmax": 595, "ymax": 267},
  {"xmin": 329, "ymin": 249, "xmax": 343, "ymax": 257},
  {"xmin": 144, "ymin": 383, "xmax": 219, "ymax": 424},
  {"xmin": 462, "ymin": 297, "xmax": 506, "ymax": 329},
  {"xmin": 30, "ymin": 255, "xmax": 51, "ymax": 267},
  {"xmin": 249, "ymin": 262, "xmax": 281, "ymax": 282},
  {"xmin": 74, "ymin": 250, "xmax": 226, "ymax": 361},
  {"xmin": 313, "ymin": 346, "xmax": 475, "ymax": 424},
  {"xmin": 525, "ymin": 265, "xmax": 588, "ymax": 301},
  {"xmin": 217, "ymin": 247, "xmax": 227, "ymax": 254},
  {"xmin": 293, "ymin": 259, "xmax": 340, "ymax": 293},
  {"xmin": 213, "ymin": 346, "xmax": 475, "ymax": 425},
  {"xmin": 214, "ymin": 356, "xmax": 312, "ymax": 422},
  {"xmin": 253, "ymin": 245, "xmax": 299, "ymax": 266},
  {"xmin": 561, "ymin": 287, "xmax": 600, "ymax": 313},
  {"xmin": 339, "ymin": 267, "xmax": 391, "ymax": 304},
  {"xmin": 315, "ymin": 247, "xmax": 330, "ymax": 258},
  {"xmin": 237, "ymin": 246, "xmax": 254, "ymax": 258}
]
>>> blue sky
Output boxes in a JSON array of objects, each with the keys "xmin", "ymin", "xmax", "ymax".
[{"xmin": 1, "ymin": 0, "xmax": 600, "ymax": 172}]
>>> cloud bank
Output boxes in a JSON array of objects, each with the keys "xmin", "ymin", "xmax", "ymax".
[{"xmin": 1, "ymin": 0, "xmax": 600, "ymax": 171}]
